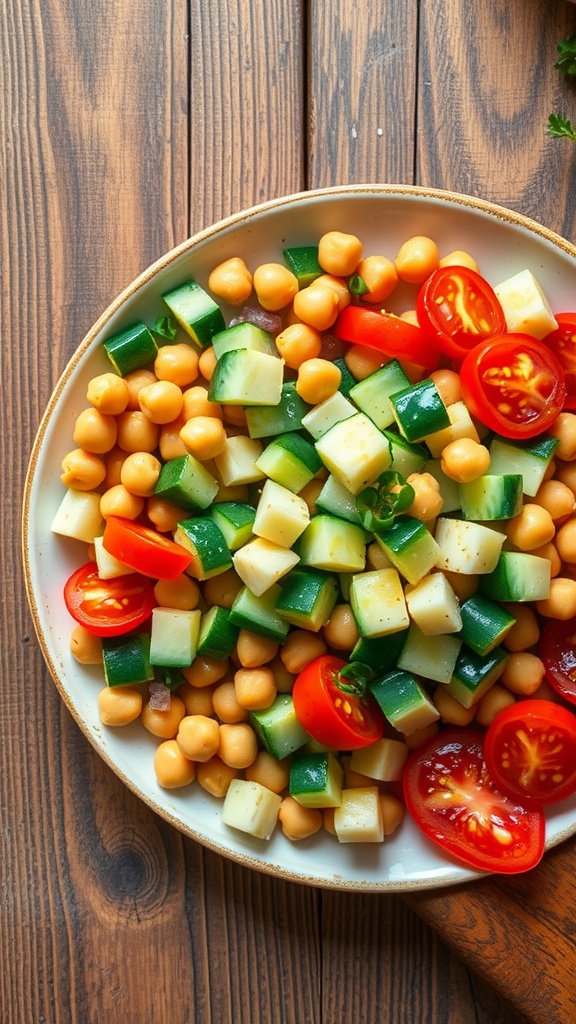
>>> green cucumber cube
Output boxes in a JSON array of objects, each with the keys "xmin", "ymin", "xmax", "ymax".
[
  {"xmin": 283, "ymin": 245, "xmax": 323, "ymax": 287},
  {"xmin": 162, "ymin": 279, "xmax": 225, "ymax": 348},
  {"xmin": 102, "ymin": 633, "xmax": 154, "ymax": 687},
  {"xmin": 289, "ymin": 752, "xmax": 343, "ymax": 807},
  {"xmin": 229, "ymin": 585, "xmax": 290, "ymax": 642},
  {"xmin": 212, "ymin": 321, "xmax": 276, "ymax": 359},
  {"xmin": 350, "ymin": 568, "xmax": 409, "ymax": 638},
  {"xmin": 447, "ymin": 646, "xmax": 509, "ymax": 708},
  {"xmin": 488, "ymin": 434, "xmax": 559, "ymax": 497},
  {"xmin": 460, "ymin": 474, "xmax": 523, "ymax": 521},
  {"xmin": 479, "ymin": 551, "xmax": 551, "ymax": 602},
  {"xmin": 149, "ymin": 607, "xmax": 201, "ymax": 668},
  {"xmin": 197, "ymin": 606, "xmax": 240, "ymax": 660},
  {"xmin": 154, "ymin": 454, "xmax": 219, "ymax": 512},
  {"xmin": 397, "ymin": 624, "xmax": 461, "ymax": 684},
  {"xmin": 350, "ymin": 628, "xmax": 408, "ymax": 673},
  {"xmin": 369, "ymin": 669, "xmax": 440, "ymax": 735},
  {"xmin": 275, "ymin": 568, "xmax": 339, "ymax": 631},
  {"xmin": 245, "ymin": 382, "xmax": 310, "ymax": 439},
  {"xmin": 208, "ymin": 348, "xmax": 284, "ymax": 406},
  {"xmin": 315, "ymin": 474, "xmax": 363, "ymax": 524},
  {"xmin": 174, "ymin": 517, "xmax": 233, "ymax": 580},
  {"xmin": 256, "ymin": 432, "xmax": 322, "ymax": 493},
  {"xmin": 458, "ymin": 594, "xmax": 516, "ymax": 656},
  {"xmin": 384, "ymin": 430, "xmax": 428, "ymax": 477},
  {"xmin": 390, "ymin": 378, "xmax": 450, "ymax": 442},
  {"xmin": 209, "ymin": 501, "xmax": 256, "ymax": 550},
  {"xmin": 349, "ymin": 360, "xmax": 411, "ymax": 429},
  {"xmin": 250, "ymin": 694, "xmax": 309, "ymax": 759},
  {"xmin": 301, "ymin": 392, "xmax": 356, "ymax": 440},
  {"xmin": 375, "ymin": 515, "xmax": 441, "ymax": 585},
  {"xmin": 298, "ymin": 515, "xmax": 366, "ymax": 573},
  {"xmin": 103, "ymin": 322, "xmax": 158, "ymax": 376}
]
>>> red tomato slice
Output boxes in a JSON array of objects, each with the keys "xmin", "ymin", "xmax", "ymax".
[
  {"xmin": 333, "ymin": 306, "xmax": 441, "ymax": 371},
  {"xmin": 459, "ymin": 333, "xmax": 566, "ymax": 439},
  {"xmin": 484, "ymin": 699, "xmax": 576, "ymax": 807},
  {"xmin": 292, "ymin": 655, "xmax": 385, "ymax": 750},
  {"xmin": 543, "ymin": 313, "xmax": 576, "ymax": 409},
  {"xmin": 416, "ymin": 266, "xmax": 507, "ymax": 363},
  {"xmin": 403, "ymin": 728, "xmax": 545, "ymax": 874},
  {"xmin": 64, "ymin": 561, "xmax": 155, "ymax": 637},
  {"xmin": 540, "ymin": 617, "xmax": 576, "ymax": 707},
  {"xmin": 103, "ymin": 516, "xmax": 192, "ymax": 580}
]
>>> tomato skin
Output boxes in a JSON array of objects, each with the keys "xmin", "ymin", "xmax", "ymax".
[
  {"xmin": 63, "ymin": 561, "xmax": 156, "ymax": 637},
  {"xmin": 543, "ymin": 313, "xmax": 576, "ymax": 408},
  {"xmin": 102, "ymin": 516, "xmax": 192, "ymax": 580},
  {"xmin": 484, "ymin": 700, "xmax": 576, "ymax": 807},
  {"xmin": 540, "ymin": 617, "xmax": 576, "ymax": 707},
  {"xmin": 403, "ymin": 728, "xmax": 545, "ymax": 874},
  {"xmin": 292, "ymin": 655, "xmax": 385, "ymax": 750},
  {"xmin": 417, "ymin": 266, "xmax": 507, "ymax": 363},
  {"xmin": 459, "ymin": 333, "xmax": 566, "ymax": 439},
  {"xmin": 333, "ymin": 306, "xmax": 441, "ymax": 371}
]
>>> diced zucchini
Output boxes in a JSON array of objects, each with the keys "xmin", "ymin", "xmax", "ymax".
[
  {"xmin": 458, "ymin": 593, "xmax": 516, "ymax": 656},
  {"xmin": 153, "ymin": 454, "xmax": 219, "ymax": 512},
  {"xmin": 252, "ymin": 479, "xmax": 310, "ymax": 547},
  {"xmin": 350, "ymin": 628, "xmax": 408, "ymax": 674},
  {"xmin": 256, "ymin": 432, "xmax": 323, "ymax": 493},
  {"xmin": 390, "ymin": 378, "xmax": 450, "ymax": 442},
  {"xmin": 103, "ymin": 322, "xmax": 158, "ymax": 376},
  {"xmin": 209, "ymin": 501, "xmax": 256, "ymax": 551},
  {"xmin": 197, "ymin": 605, "xmax": 240, "ymax": 660},
  {"xmin": 289, "ymin": 752, "xmax": 343, "ymax": 807},
  {"xmin": 51, "ymin": 488, "xmax": 105, "ymax": 544},
  {"xmin": 162, "ymin": 279, "xmax": 225, "ymax": 348},
  {"xmin": 333, "ymin": 787, "xmax": 384, "ymax": 843},
  {"xmin": 369, "ymin": 668, "xmax": 440, "ymax": 735},
  {"xmin": 301, "ymin": 391, "xmax": 356, "ymax": 440},
  {"xmin": 93, "ymin": 535, "xmax": 133, "ymax": 579},
  {"xmin": 149, "ymin": 607, "xmax": 201, "ymax": 668},
  {"xmin": 434, "ymin": 518, "xmax": 506, "ymax": 574},
  {"xmin": 315, "ymin": 413, "xmax": 392, "ymax": 495},
  {"xmin": 208, "ymin": 348, "xmax": 284, "ymax": 406},
  {"xmin": 396, "ymin": 624, "xmax": 462, "ymax": 684},
  {"xmin": 213, "ymin": 435, "xmax": 266, "ymax": 486},
  {"xmin": 488, "ymin": 435, "xmax": 559, "ymax": 496},
  {"xmin": 350, "ymin": 568, "xmax": 409, "ymax": 638},
  {"xmin": 232, "ymin": 537, "xmax": 300, "ymax": 596},
  {"xmin": 404, "ymin": 572, "xmax": 462, "ymax": 635},
  {"xmin": 494, "ymin": 268, "xmax": 558, "ymax": 339},
  {"xmin": 424, "ymin": 401, "xmax": 480, "ymax": 458},
  {"xmin": 222, "ymin": 779, "xmax": 282, "ymax": 840},
  {"xmin": 460, "ymin": 474, "xmax": 523, "ymax": 521},
  {"xmin": 283, "ymin": 245, "xmax": 323, "ymax": 287},
  {"xmin": 315, "ymin": 474, "xmax": 363, "ymax": 524},
  {"xmin": 333, "ymin": 356, "xmax": 357, "ymax": 398},
  {"xmin": 350, "ymin": 737, "xmax": 409, "ymax": 782},
  {"xmin": 479, "ymin": 551, "xmax": 551, "ymax": 602},
  {"xmin": 375, "ymin": 515, "xmax": 441, "ymax": 585},
  {"xmin": 447, "ymin": 645, "xmax": 509, "ymax": 708},
  {"xmin": 229, "ymin": 584, "xmax": 290, "ymax": 642},
  {"xmin": 245, "ymin": 382, "xmax": 310, "ymax": 439},
  {"xmin": 212, "ymin": 321, "xmax": 276, "ymax": 359},
  {"xmin": 298, "ymin": 515, "xmax": 366, "ymax": 573},
  {"xmin": 349, "ymin": 360, "xmax": 411, "ymax": 429},
  {"xmin": 384, "ymin": 430, "xmax": 428, "ymax": 478},
  {"xmin": 102, "ymin": 632, "xmax": 154, "ymax": 687},
  {"xmin": 275, "ymin": 568, "xmax": 338, "ymax": 631},
  {"xmin": 174, "ymin": 517, "xmax": 233, "ymax": 580},
  {"xmin": 250, "ymin": 693, "xmax": 309, "ymax": 759}
]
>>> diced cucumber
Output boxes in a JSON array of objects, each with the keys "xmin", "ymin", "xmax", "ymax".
[
  {"xmin": 209, "ymin": 501, "xmax": 256, "ymax": 551},
  {"xmin": 102, "ymin": 633, "xmax": 154, "ymax": 687},
  {"xmin": 222, "ymin": 779, "xmax": 282, "ymax": 840},
  {"xmin": 208, "ymin": 348, "xmax": 284, "ymax": 406},
  {"xmin": 283, "ymin": 245, "xmax": 323, "ymax": 287},
  {"xmin": 298, "ymin": 515, "xmax": 366, "ymax": 572},
  {"xmin": 435, "ymin": 518, "xmax": 506, "ymax": 574},
  {"xmin": 369, "ymin": 669, "xmax": 440, "ymax": 735},
  {"xmin": 349, "ymin": 359, "xmax": 411, "ymax": 429},
  {"xmin": 232, "ymin": 537, "xmax": 300, "ymax": 596},
  {"xmin": 250, "ymin": 693, "xmax": 309, "ymax": 759},
  {"xmin": 424, "ymin": 401, "xmax": 480, "ymax": 458},
  {"xmin": 51, "ymin": 488, "xmax": 104, "ymax": 543},
  {"xmin": 397, "ymin": 624, "xmax": 462, "ymax": 684},
  {"xmin": 390, "ymin": 378, "xmax": 450, "ymax": 442},
  {"xmin": 349, "ymin": 568, "xmax": 409, "ymax": 638},
  {"xmin": 315, "ymin": 473, "xmax": 363, "ymax": 524},
  {"xmin": 289, "ymin": 752, "xmax": 343, "ymax": 807},
  {"xmin": 333, "ymin": 787, "xmax": 384, "ymax": 843},
  {"xmin": 197, "ymin": 605, "xmax": 240, "ymax": 660},
  {"xmin": 423, "ymin": 459, "xmax": 461, "ymax": 513},
  {"xmin": 149, "ymin": 607, "xmax": 201, "ymax": 668},
  {"xmin": 384, "ymin": 430, "xmax": 428, "ymax": 478},
  {"xmin": 375, "ymin": 515, "xmax": 441, "ymax": 585},
  {"xmin": 256, "ymin": 432, "xmax": 323, "ymax": 493},
  {"xmin": 103, "ymin": 322, "xmax": 158, "ymax": 376},
  {"xmin": 214, "ymin": 435, "xmax": 266, "ymax": 486},
  {"xmin": 212, "ymin": 321, "xmax": 276, "ymax": 359},
  {"xmin": 229, "ymin": 584, "xmax": 290, "ymax": 642},
  {"xmin": 274, "ymin": 568, "xmax": 338, "ymax": 631},
  {"xmin": 404, "ymin": 572, "xmax": 462, "ymax": 635},
  {"xmin": 245, "ymin": 382, "xmax": 310, "ymax": 439},
  {"xmin": 350, "ymin": 628, "xmax": 408, "ymax": 674},
  {"xmin": 162, "ymin": 279, "xmax": 225, "ymax": 348},
  {"xmin": 154, "ymin": 454, "xmax": 219, "ymax": 512},
  {"xmin": 349, "ymin": 737, "xmax": 409, "ymax": 782},
  {"xmin": 447, "ymin": 645, "xmax": 509, "ymax": 708},
  {"xmin": 494, "ymin": 268, "xmax": 558, "ymax": 339},
  {"xmin": 174, "ymin": 517, "xmax": 233, "ymax": 580},
  {"xmin": 315, "ymin": 413, "xmax": 391, "ymax": 495},
  {"xmin": 301, "ymin": 391, "xmax": 356, "ymax": 440},
  {"xmin": 460, "ymin": 474, "xmax": 523, "ymax": 521},
  {"xmin": 252, "ymin": 478, "xmax": 310, "ymax": 548},
  {"xmin": 488, "ymin": 434, "xmax": 559, "ymax": 496},
  {"xmin": 479, "ymin": 551, "xmax": 551, "ymax": 602},
  {"xmin": 333, "ymin": 356, "xmax": 357, "ymax": 398},
  {"xmin": 458, "ymin": 593, "xmax": 516, "ymax": 656}
]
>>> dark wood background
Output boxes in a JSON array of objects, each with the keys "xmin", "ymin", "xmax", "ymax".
[{"xmin": 4, "ymin": 1, "xmax": 576, "ymax": 1022}]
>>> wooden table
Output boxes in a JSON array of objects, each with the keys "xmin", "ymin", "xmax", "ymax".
[{"xmin": 5, "ymin": 1, "xmax": 576, "ymax": 1021}]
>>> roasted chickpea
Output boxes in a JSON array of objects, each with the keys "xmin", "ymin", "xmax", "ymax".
[
  {"xmin": 179, "ymin": 415, "xmax": 227, "ymax": 460},
  {"xmin": 100, "ymin": 484, "xmax": 145, "ymax": 520},
  {"xmin": 154, "ymin": 343, "xmax": 199, "ymax": 387},
  {"xmin": 70, "ymin": 625, "xmax": 102, "ymax": 664},
  {"xmin": 395, "ymin": 235, "xmax": 439, "ymax": 284},
  {"xmin": 154, "ymin": 740, "xmax": 196, "ymax": 788},
  {"xmin": 120, "ymin": 451, "xmax": 162, "ymax": 496},
  {"xmin": 440, "ymin": 438, "xmax": 491, "ymax": 483},
  {"xmin": 506, "ymin": 503, "xmax": 555, "ymax": 551},
  {"xmin": 296, "ymin": 358, "xmax": 342, "ymax": 404},
  {"xmin": 116, "ymin": 410, "xmax": 160, "ymax": 453},
  {"xmin": 253, "ymin": 263, "xmax": 298, "ymax": 311},
  {"xmin": 98, "ymin": 686, "xmax": 143, "ymax": 727},
  {"xmin": 292, "ymin": 284, "xmax": 340, "ymax": 331},
  {"xmin": 61, "ymin": 449, "xmax": 107, "ymax": 490},
  {"xmin": 208, "ymin": 257, "xmax": 253, "ymax": 306},
  {"xmin": 355, "ymin": 254, "xmax": 398, "ymax": 304},
  {"xmin": 138, "ymin": 380, "xmax": 184, "ymax": 424},
  {"xmin": 176, "ymin": 714, "xmax": 220, "ymax": 761},
  {"xmin": 73, "ymin": 408, "xmax": 118, "ymax": 454},
  {"xmin": 87, "ymin": 372, "xmax": 130, "ymax": 415},
  {"xmin": 279, "ymin": 797, "xmax": 322, "ymax": 841},
  {"xmin": 275, "ymin": 323, "xmax": 323, "ymax": 368},
  {"xmin": 318, "ymin": 231, "xmax": 363, "ymax": 277}
]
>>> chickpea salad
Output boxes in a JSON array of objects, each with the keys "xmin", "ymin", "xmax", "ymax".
[{"xmin": 51, "ymin": 226, "xmax": 576, "ymax": 874}]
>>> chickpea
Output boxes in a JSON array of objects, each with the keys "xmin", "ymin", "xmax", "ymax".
[
  {"xmin": 442, "ymin": 570, "xmax": 478, "ymax": 602},
  {"xmin": 554, "ymin": 517, "xmax": 576, "ymax": 563},
  {"xmin": 395, "ymin": 235, "xmax": 439, "ymax": 284},
  {"xmin": 280, "ymin": 630, "xmax": 327, "ymax": 675},
  {"xmin": 549, "ymin": 413, "xmax": 576, "ymax": 461},
  {"xmin": 343, "ymin": 344, "xmax": 386, "ymax": 381},
  {"xmin": 379, "ymin": 792, "xmax": 405, "ymax": 837},
  {"xmin": 311, "ymin": 274, "xmax": 351, "ymax": 313},
  {"xmin": 322, "ymin": 808, "xmax": 336, "ymax": 835},
  {"xmin": 245, "ymin": 751, "xmax": 290, "ymax": 793},
  {"xmin": 355, "ymin": 255, "xmax": 398, "ymax": 304},
  {"xmin": 176, "ymin": 714, "xmax": 220, "ymax": 761},
  {"xmin": 104, "ymin": 446, "xmax": 128, "ymax": 488},
  {"xmin": 116, "ymin": 410, "xmax": 160, "ymax": 453},
  {"xmin": 341, "ymin": 756, "xmax": 375, "ymax": 790},
  {"xmin": 296, "ymin": 358, "xmax": 342, "ymax": 404},
  {"xmin": 433, "ymin": 686, "xmax": 476, "ymax": 726},
  {"xmin": 70, "ymin": 624, "xmax": 102, "ymax": 665},
  {"xmin": 61, "ymin": 449, "xmax": 107, "ymax": 490},
  {"xmin": 404, "ymin": 723, "xmax": 439, "ymax": 750},
  {"xmin": 298, "ymin": 478, "xmax": 324, "ymax": 515},
  {"xmin": 268, "ymin": 655, "xmax": 296, "ymax": 694},
  {"xmin": 275, "ymin": 323, "xmax": 322, "ymax": 369},
  {"xmin": 438, "ymin": 250, "xmax": 479, "ymax": 271},
  {"xmin": 530, "ymin": 541, "xmax": 562, "ymax": 577},
  {"xmin": 87, "ymin": 372, "xmax": 130, "ymax": 415},
  {"xmin": 141, "ymin": 693, "xmax": 186, "ymax": 739},
  {"xmin": 234, "ymin": 667, "xmax": 277, "ymax": 710},
  {"xmin": 406, "ymin": 472, "xmax": 443, "ymax": 522},
  {"xmin": 202, "ymin": 568, "xmax": 244, "ymax": 609},
  {"xmin": 323, "ymin": 604, "xmax": 360, "ymax": 651},
  {"xmin": 501, "ymin": 603, "xmax": 540, "ymax": 652},
  {"xmin": 534, "ymin": 479, "xmax": 575, "ymax": 521},
  {"xmin": 154, "ymin": 575, "xmax": 200, "ymax": 610},
  {"xmin": 182, "ymin": 384, "xmax": 223, "ymax": 420},
  {"xmin": 198, "ymin": 346, "xmax": 217, "ymax": 381},
  {"xmin": 154, "ymin": 343, "xmax": 199, "ymax": 387},
  {"xmin": 221, "ymin": 404, "xmax": 248, "ymax": 428},
  {"xmin": 536, "ymin": 577, "xmax": 576, "ymax": 620},
  {"xmin": 73, "ymin": 408, "xmax": 118, "ymax": 454},
  {"xmin": 138, "ymin": 379, "xmax": 183, "ymax": 424},
  {"xmin": 179, "ymin": 683, "xmax": 215, "ymax": 718},
  {"xmin": 208, "ymin": 256, "xmax": 253, "ymax": 306},
  {"xmin": 218, "ymin": 722, "xmax": 258, "ymax": 769},
  {"xmin": 179, "ymin": 415, "xmax": 227, "ymax": 460},
  {"xmin": 183, "ymin": 656, "xmax": 229, "ymax": 688},
  {"xmin": 475, "ymin": 684, "xmax": 516, "ymax": 727},
  {"xmin": 279, "ymin": 797, "xmax": 323, "ymax": 841},
  {"xmin": 98, "ymin": 686, "xmax": 143, "ymax": 726},
  {"xmin": 158, "ymin": 419, "xmax": 188, "ymax": 461},
  {"xmin": 292, "ymin": 284, "xmax": 340, "ymax": 331},
  {"xmin": 124, "ymin": 369, "xmax": 158, "ymax": 409},
  {"xmin": 154, "ymin": 740, "xmax": 196, "ymax": 788},
  {"xmin": 429, "ymin": 369, "xmax": 462, "ymax": 407},
  {"xmin": 236, "ymin": 630, "xmax": 278, "ymax": 668},
  {"xmin": 196, "ymin": 756, "xmax": 239, "ymax": 798},
  {"xmin": 555, "ymin": 459, "xmax": 576, "ymax": 495},
  {"xmin": 147, "ymin": 496, "xmax": 187, "ymax": 533},
  {"xmin": 440, "ymin": 438, "xmax": 491, "ymax": 483},
  {"xmin": 100, "ymin": 484, "xmax": 145, "ymax": 520},
  {"xmin": 212, "ymin": 680, "xmax": 249, "ymax": 723},
  {"xmin": 120, "ymin": 451, "xmax": 162, "ymax": 496},
  {"xmin": 506, "ymin": 503, "xmax": 555, "ymax": 551},
  {"xmin": 318, "ymin": 231, "xmax": 363, "ymax": 277},
  {"xmin": 366, "ymin": 540, "xmax": 392, "ymax": 571},
  {"xmin": 253, "ymin": 263, "xmax": 298, "ymax": 311},
  {"xmin": 501, "ymin": 652, "xmax": 545, "ymax": 696}
]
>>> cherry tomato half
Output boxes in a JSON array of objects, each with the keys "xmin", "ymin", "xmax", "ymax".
[
  {"xmin": 484, "ymin": 699, "xmax": 576, "ymax": 807},
  {"xmin": 64, "ymin": 561, "xmax": 156, "ymax": 637},
  {"xmin": 543, "ymin": 313, "xmax": 576, "ymax": 409},
  {"xmin": 540, "ymin": 617, "xmax": 576, "ymax": 707},
  {"xmin": 333, "ymin": 306, "xmax": 441, "ymax": 371},
  {"xmin": 102, "ymin": 516, "xmax": 192, "ymax": 580},
  {"xmin": 402, "ymin": 728, "xmax": 545, "ymax": 874},
  {"xmin": 292, "ymin": 655, "xmax": 385, "ymax": 750},
  {"xmin": 416, "ymin": 266, "xmax": 506, "ymax": 363},
  {"xmin": 459, "ymin": 333, "xmax": 566, "ymax": 439}
]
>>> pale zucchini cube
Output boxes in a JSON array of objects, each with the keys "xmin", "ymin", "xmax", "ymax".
[
  {"xmin": 298, "ymin": 515, "xmax": 366, "ymax": 573},
  {"xmin": 214, "ymin": 435, "xmax": 266, "ymax": 486},
  {"xmin": 494, "ymin": 268, "xmax": 558, "ymax": 340},
  {"xmin": 51, "ymin": 488, "xmax": 104, "ymax": 543},
  {"xmin": 222, "ymin": 779, "xmax": 282, "ymax": 840},
  {"xmin": 93, "ymin": 535, "xmax": 133, "ymax": 579},
  {"xmin": 315, "ymin": 413, "xmax": 391, "ymax": 495},
  {"xmin": 435, "ymin": 518, "xmax": 506, "ymax": 574},
  {"xmin": 149, "ymin": 607, "xmax": 202, "ymax": 667},
  {"xmin": 252, "ymin": 479, "xmax": 310, "ymax": 548},
  {"xmin": 405, "ymin": 572, "xmax": 462, "ymax": 635},
  {"xmin": 232, "ymin": 537, "xmax": 300, "ymax": 596},
  {"xmin": 350, "ymin": 738, "xmax": 409, "ymax": 782},
  {"xmin": 334, "ymin": 787, "xmax": 384, "ymax": 843},
  {"xmin": 350, "ymin": 568, "xmax": 409, "ymax": 637},
  {"xmin": 370, "ymin": 669, "xmax": 441, "ymax": 735},
  {"xmin": 301, "ymin": 392, "xmax": 356, "ymax": 439},
  {"xmin": 424, "ymin": 401, "xmax": 480, "ymax": 458},
  {"xmin": 397, "ymin": 623, "xmax": 461, "ymax": 684}
]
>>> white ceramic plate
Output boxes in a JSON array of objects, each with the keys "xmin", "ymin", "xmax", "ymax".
[{"xmin": 23, "ymin": 185, "xmax": 576, "ymax": 891}]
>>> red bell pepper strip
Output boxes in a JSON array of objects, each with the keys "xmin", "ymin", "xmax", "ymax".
[{"xmin": 333, "ymin": 306, "xmax": 441, "ymax": 371}]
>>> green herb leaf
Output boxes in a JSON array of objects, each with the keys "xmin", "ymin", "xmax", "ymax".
[
  {"xmin": 336, "ymin": 661, "xmax": 375, "ymax": 698},
  {"xmin": 547, "ymin": 113, "xmax": 576, "ymax": 141},
  {"xmin": 554, "ymin": 32, "xmax": 576, "ymax": 77},
  {"xmin": 348, "ymin": 274, "xmax": 369, "ymax": 298},
  {"xmin": 153, "ymin": 315, "xmax": 178, "ymax": 341},
  {"xmin": 355, "ymin": 470, "xmax": 415, "ymax": 536}
]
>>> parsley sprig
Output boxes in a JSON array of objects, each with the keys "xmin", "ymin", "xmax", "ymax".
[{"xmin": 548, "ymin": 32, "xmax": 576, "ymax": 143}]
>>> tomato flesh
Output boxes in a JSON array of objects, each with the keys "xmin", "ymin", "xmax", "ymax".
[
  {"xmin": 543, "ymin": 312, "xmax": 576, "ymax": 409},
  {"xmin": 64, "ymin": 561, "xmax": 156, "ymax": 637},
  {"xmin": 540, "ymin": 617, "xmax": 576, "ymax": 707},
  {"xmin": 403, "ymin": 729, "xmax": 545, "ymax": 874},
  {"xmin": 417, "ymin": 266, "xmax": 506, "ymax": 363},
  {"xmin": 459, "ymin": 333, "xmax": 566, "ymax": 439},
  {"xmin": 292, "ymin": 655, "xmax": 385, "ymax": 750},
  {"xmin": 103, "ymin": 516, "xmax": 193, "ymax": 580},
  {"xmin": 333, "ymin": 306, "xmax": 441, "ymax": 371},
  {"xmin": 484, "ymin": 700, "xmax": 576, "ymax": 807}
]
